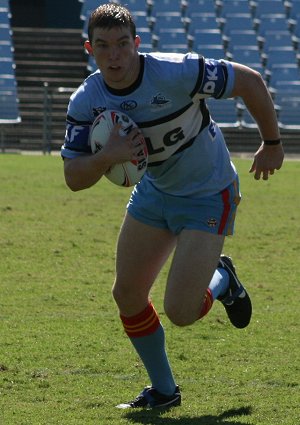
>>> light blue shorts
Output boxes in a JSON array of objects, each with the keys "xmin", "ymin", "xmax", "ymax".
[{"xmin": 127, "ymin": 177, "xmax": 241, "ymax": 236}]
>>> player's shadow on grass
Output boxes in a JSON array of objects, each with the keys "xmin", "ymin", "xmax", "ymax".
[{"xmin": 124, "ymin": 406, "xmax": 253, "ymax": 425}]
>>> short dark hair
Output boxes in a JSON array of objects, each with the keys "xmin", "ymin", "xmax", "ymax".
[{"xmin": 88, "ymin": 3, "xmax": 136, "ymax": 43}]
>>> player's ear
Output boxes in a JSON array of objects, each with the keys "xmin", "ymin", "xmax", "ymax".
[
  {"xmin": 84, "ymin": 40, "xmax": 93, "ymax": 55},
  {"xmin": 134, "ymin": 35, "xmax": 141, "ymax": 50}
]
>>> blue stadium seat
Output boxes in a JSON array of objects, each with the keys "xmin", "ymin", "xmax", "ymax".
[
  {"xmin": 80, "ymin": 0, "xmax": 98, "ymax": 37},
  {"xmin": 0, "ymin": 0, "xmax": 16, "ymax": 106},
  {"xmin": 125, "ymin": 0, "xmax": 152, "ymax": 14},
  {"xmin": 192, "ymin": 28, "xmax": 223, "ymax": 47},
  {"xmin": 0, "ymin": 56, "xmax": 14, "ymax": 71},
  {"xmin": 219, "ymin": 0, "xmax": 252, "ymax": 16},
  {"xmin": 80, "ymin": 0, "xmax": 99, "ymax": 20},
  {"xmin": 159, "ymin": 43, "xmax": 188, "ymax": 53},
  {"xmin": 206, "ymin": 98, "xmax": 240, "ymax": 127},
  {"xmin": 274, "ymin": 80, "xmax": 300, "ymax": 95},
  {"xmin": 0, "ymin": 40, "xmax": 13, "ymax": 59},
  {"xmin": 269, "ymin": 63, "xmax": 300, "ymax": 86},
  {"xmin": 153, "ymin": 12, "xmax": 187, "ymax": 32},
  {"xmin": 293, "ymin": 14, "xmax": 300, "ymax": 38},
  {"xmin": 257, "ymin": 14, "xmax": 290, "ymax": 35},
  {"xmin": 227, "ymin": 29, "xmax": 258, "ymax": 45},
  {"xmin": 0, "ymin": 5, "xmax": 14, "ymax": 52},
  {"xmin": 289, "ymin": 2, "xmax": 300, "ymax": 18},
  {"xmin": 195, "ymin": 45, "xmax": 226, "ymax": 59},
  {"xmin": 132, "ymin": 11, "xmax": 155, "ymax": 30},
  {"xmin": 189, "ymin": 13, "xmax": 220, "ymax": 33},
  {"xmin": 0, "ymin": 23, "xmax": 12, "ymax": 39},
  {"xmin": 237, "ymin": 100, "xmax": 258, "ymax": 129},
  {"xmin": 252, "ymin": 0, "xmax": 286, "ymax": 17},
  {"xmin": 265, "ymin": 46, "xmax": 299, "ymax": 67},
  {"xmin": 262, "ymin": 29, "xmax": 295, "ymax": 50},
  {"xmin": 138, "ymin": 27, "xmax": 154, "ymax": 51},
  {"xmin": 185, "ymin": 0, "xmax": 217, "ymax": 15},
  {"xmin": 151, "ymin": 0, "xmax": 183, "ymax": 14},
  {"xmin": 277, "ymin": 95, "xmax": 300, "ymax": 129},
  {"xmin": 0, "ymin": 8, "xmax": 10, "ymax": 24},
  {"xmin": 230, "ymin": 45, "xmax": 262, "ymax": 67},
  {"xmin": 227, "ymin": 29, "xmax": 259, "ymax": 49},
  {"xmin": 222, "ymin": 13, "xmax": 255, "ymax": 34},
  {"xmin": 0, "ymin": 85, "xmax": 20, "ymax": 123},
  {"xmin": 138, "ymin": 27, "xmax": 153, "ymax": 44},
  {"xmin": 274, "ymin": 81, "xmax": 300, "ymax": 112},
  {"xmin": 156, "ymin": 28, "xmax": 189, "ymax": 51}
]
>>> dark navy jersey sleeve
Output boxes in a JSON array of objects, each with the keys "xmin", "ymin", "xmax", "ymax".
[{"xmin": 180, "ymin": 54, "xmax": 235, "ymax": 100}]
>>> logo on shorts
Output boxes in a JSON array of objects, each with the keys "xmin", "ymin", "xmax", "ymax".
[{"xmin": 207, "ymin": 218, "xmax": 218, "ymax": 227}]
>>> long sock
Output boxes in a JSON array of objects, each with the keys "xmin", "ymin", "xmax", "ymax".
[
  {"xmin": 120, "ymin": 302, "xmax": 176, "ymax": 396},
  {"xmin": 199, "ymin": 288, "xmax": 213, "ymax": 319},
  {"xmin": 208, "ymin": 267, "xmax": 229, "ymax": 300},
  {"xmin": 198, "ymin": 267, "xmax": 230, "ymax": 319}
]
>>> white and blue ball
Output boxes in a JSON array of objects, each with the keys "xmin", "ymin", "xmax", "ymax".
[{"xmin": 90, "ymin": 110, "xmax": 148, "ymax": 187}]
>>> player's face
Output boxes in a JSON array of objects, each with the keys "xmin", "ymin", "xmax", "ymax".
[{"xmin": 86, "ymin": 26, "xmax": 140, "ymax": 90}]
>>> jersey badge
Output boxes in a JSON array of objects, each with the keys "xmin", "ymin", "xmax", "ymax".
[
  {"xmin": 150, "ymin": 93, "xmax": 171, "ymax": 110},
  {"xmin": 120, "ymin": 100, "xmax": 138, "ymax": 111},
  {"xmin": 93, "ymin": 106, "xmax": 106, "ymax": 117}
]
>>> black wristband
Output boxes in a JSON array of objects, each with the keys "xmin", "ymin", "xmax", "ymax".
[{"xmin": 263, "ymin": 139, "xmax": 281, "ymax": 145}]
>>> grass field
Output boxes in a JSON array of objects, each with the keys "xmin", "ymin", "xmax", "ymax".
[{"xmin": 0, "ymin": 154, "xmax": 299, "ymax": 425}]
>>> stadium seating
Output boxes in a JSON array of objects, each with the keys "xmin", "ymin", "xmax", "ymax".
[
  {"xmin": 222, "ymin": 13, "xmax": 256, "ymax": 34},
  {"xmin": 151, "ymin": 0, "xmax": 183, "ymax": 14},
  {"xmin": 78, "ymin": 0, "xmax": 300, "ymax": 128},
  {"xmin": 0, "ymin": 2, "xmax": 20, "ymax": 123},
  {"xmin": 206, "ymin": 97, "xmax": 240, "ymax": 127},
  {"xmin": 185, "ymin": 0, "xmax": 218, "ymax": 16},
  {"xmin": 220, "ymin": 0, "xmax": 252, "ymax": 16},
  {"xmin": 227, "ymin": 29, "xmax": 259, "ymax": 48},
  {"xmin": 252, "ymin": 0, "xmax": 287, "ymax": 17},
  {"xmin": 257, "ymin": 14, "xmax": 291, "ymax": 34}
]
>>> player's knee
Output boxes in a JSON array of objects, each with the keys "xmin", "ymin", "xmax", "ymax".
[
  {"xmin": 164, "ymin": 301, "xmax": 196, "ymax": 327},
  {"xmin": 112, "ymin": 280, "xmax": 149, "ymax": 313},
  {"xmin": 111, "ymin": 281, "xmax": 124, "ymax": 306}
]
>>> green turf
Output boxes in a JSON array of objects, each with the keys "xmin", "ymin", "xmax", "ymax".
[{"xmin": 0, "ymin": 154, "xmax": 299, "ymax": 424}]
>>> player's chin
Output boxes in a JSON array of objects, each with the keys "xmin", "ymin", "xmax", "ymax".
[{"xmin": 106, "ymin": 67, "xmax": 125, "ymax": 79}]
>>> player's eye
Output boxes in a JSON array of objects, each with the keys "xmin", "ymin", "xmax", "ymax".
[
  {"xmin": 119, "ymin": 41, "xmax": 128, "ymax": 48},
  {"xmin": 96, "ymin": 42, "xmax": 107, "ymax": 49}
]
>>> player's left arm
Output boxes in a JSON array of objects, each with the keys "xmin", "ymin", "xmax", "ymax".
[{"xmin": 230, "ymin": 62, "xmax": 284, "ymax": 180}]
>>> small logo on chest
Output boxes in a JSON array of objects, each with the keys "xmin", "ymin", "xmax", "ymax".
[{"xmin": 150, "ymin": 93, "xmax": 171, "ymax": 110}]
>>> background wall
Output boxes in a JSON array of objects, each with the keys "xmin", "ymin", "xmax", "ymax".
[{"xmin": 10, "ymin": 0, "xmax": 82, "ymax": 28}]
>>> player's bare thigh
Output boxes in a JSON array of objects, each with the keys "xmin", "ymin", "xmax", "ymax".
[
  {"xmin": 112, "ymin": 213, "xmax": 177, "ymax": 316},
  {"xmin": 164, "ymin": 229, "xmax": 225, "ymax": 326}
]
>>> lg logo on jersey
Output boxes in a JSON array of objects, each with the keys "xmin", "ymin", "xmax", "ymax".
[
  {"xmin": 144, "ymin": 127, "xmax": 185, "ymax": 155},
  {"xmin": 203, "ymin": 64, "xmax": 218, "ymax": 94}
]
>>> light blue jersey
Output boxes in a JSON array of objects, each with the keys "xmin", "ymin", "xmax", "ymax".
[{"xmin": 62, "ymin": 52, "xmax": 237, "ymax": 197}]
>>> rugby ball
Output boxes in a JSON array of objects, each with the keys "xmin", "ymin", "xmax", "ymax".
[{"xmin": 90, "ymin": 110, "xmax": 148, "ymax": 187}]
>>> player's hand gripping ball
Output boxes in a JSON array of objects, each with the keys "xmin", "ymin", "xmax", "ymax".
[{"xmin": 90, "ymin": 110, "xmax": 148, "ymax": 187}]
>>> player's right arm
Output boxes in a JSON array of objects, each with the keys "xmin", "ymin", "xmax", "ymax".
[
  {"xmin": 64, "ymin": 150, "xmax": 113, "ymax": 191},
  {"xmin": 63, "ymin": 124, "xmax": 143, "ymax": 191}
]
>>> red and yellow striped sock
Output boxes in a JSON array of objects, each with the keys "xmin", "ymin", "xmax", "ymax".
[
  {"xmin": 120, "ymin": 302, "xmax": 176, "ymax": 395},
  {"xmin": 199, "ymin": 288, "xmax": 214, "ymax": 319},
  {"xmin": 120, "ymin": 302, "xmax": 160, "ymax": 338}
]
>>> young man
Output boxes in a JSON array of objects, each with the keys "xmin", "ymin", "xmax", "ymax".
[{"xmin": 62, "ymin": 3, "xmax": 284, "ymax": 409}]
